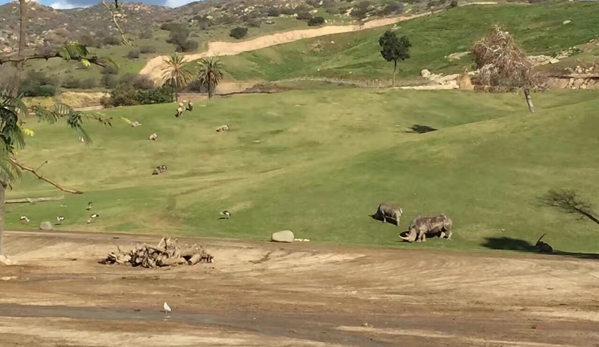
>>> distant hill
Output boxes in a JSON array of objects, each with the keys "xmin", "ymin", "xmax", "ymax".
[{"xmin": 0, "ymin": 0, "xmax": 422, "ymax": 55}]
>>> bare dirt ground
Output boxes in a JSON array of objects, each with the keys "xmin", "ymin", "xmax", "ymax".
[{"xmin": 1, "ymin": 230, "xmax": 598, "ymax": 347}]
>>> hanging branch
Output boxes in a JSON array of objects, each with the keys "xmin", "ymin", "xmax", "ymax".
[
  {"xmin": 0, "ymin": 53, "xmax": 109, "ymax": 68},
  {"xmin": 8, "ymin": 158, "xmax": 84, "ymax": 194},
  {"xmin": 101, "ymin": 0, "xmax": 133, "ymax": 48}
]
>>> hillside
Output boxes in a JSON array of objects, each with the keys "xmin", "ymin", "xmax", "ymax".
[
  {"xmin": 216, "ymin": 1, "xmax": 599, "ymax": 83},
  {"xmin": 7, "ymin": 87, "xmax": 599, "ymax": 254}
]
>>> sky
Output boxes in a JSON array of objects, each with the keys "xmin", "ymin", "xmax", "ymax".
[{"xmin": 0, "ymin": 0, "xmax": 199, "ymax": 10}]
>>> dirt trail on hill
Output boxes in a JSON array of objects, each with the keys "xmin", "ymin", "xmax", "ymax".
[
  {"xmin": 1, "ymin": 229, "xmax": 598, "ymax": 347},
  {"xmin": 139, "ymin": 14, "xmax": 428, "ymax": 82}
]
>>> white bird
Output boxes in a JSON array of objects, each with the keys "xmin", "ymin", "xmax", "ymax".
[
  {"xmin": 90, "ymin": 213, "xmax": 99, "ymax": 219},
  {"xmin": 86, "ymin": 202, "xmax": 93, "ymax": 211},
  {"xmin": 56, "ymin": 216, "xmax": 65, "ymax": 222},
  {"xmin": 163, "ymin": 302, "xmax": 172, "ymax": 313},
  {"xmin": 20, "ymin": 216, "xmax": 30, "ymax": 224},
  {"xmin": 220, "ymin": 210, "xmax": 231, "ymax": 219}
]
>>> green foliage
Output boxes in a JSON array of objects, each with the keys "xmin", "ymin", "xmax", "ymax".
[
  {"xmin": 308, "ymin": 16, "xmax": 325, "ymax": 27},
  {"xmin": 229, "ymin": 27, "xmax": 249, "ymax": 39},
  {"xmin": 196, "ymin": 57, "xmax": 224, "ymax": 98},
  {"xmin": 101, "ymin": 83, "xmax": 174, "ymax": 108},
  {"xmin": 161, "ymin": 53, "xmax": 193, "ymax": 101},
  {"xmin": 379, "ymin": 30, "xmax": 411, "ymax": 65},
  {"xmin": 166, "ymin": 23, "xmax": 199, "ymax": 52}
]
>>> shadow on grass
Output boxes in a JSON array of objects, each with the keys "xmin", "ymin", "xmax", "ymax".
[
  {"xmin": 481, "ymin": 237, "xmax": 599, "ymax": 260},
  {"xmin": 369, "ymin": 213, "xmax": 400, "ymax": 227},
  {"xmin": 405, "ymin": 124, "xmax": 437, "ymax": 134}
]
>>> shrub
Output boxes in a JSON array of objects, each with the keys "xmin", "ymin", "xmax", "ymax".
[
  {"xmin": 101, "ymin": 83, "xmax": 174, "ymax": 108},
  {"xmin": 308, "ymin": 16, "xmax": 325, "ymax": 26},
  {"xmin": 101, "ymin": 73, "xmax": 118, "ymax": 89},
  {"xmin": 79, "ymin": 78, "xmax": 98, "ymax": 89},
  {"xmin": 324, "ymin": 5, "xmax": 339, "ymax": 15},
  {"xmin": 103, "ymin": 36, "xmax": 121, "ymax": 46},
  {"xmin": 19, "ymin": 80, "xmax": 56, "ymax": 97},
  {"xmin": 296, "ymin": 10, "xmax": 312, "ymax": 20},
  {"xmin": 229, "ymin": 27, "xmax": 248, "ymax": 39},
  {"xmin": 62, "ymin": 76, "xmax": 82, "ymax": 89},
  {"xmin": 247, "ymin": 18, "xmax": 262, "ymax": 28},
  {"xmin": 127, "ymin": 49, "xmax": 140, "ymax": 60},
  {"xmin": 381, "ymin": 2, "xmax": 404, "ymax": 15},
  {"xmin": 138, "ymin": 30, "xmax": 153, "ymax": 39},
  {"xmin": 102, "ymin": 65, "xmax": 119, "ymax": 75},
  {"xmin": 449, "ymin": 0, "xmax": 458, "ymax": 8},
  {"xmin": 266, "ymin": 7, "xmax": 280, "ymax": 17}
]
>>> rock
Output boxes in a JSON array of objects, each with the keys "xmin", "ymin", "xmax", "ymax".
[
  {"xmin": 420, "ymin": 69, "xmax": 431, "ymax": 78},
  {"xmin": 0, "ymin": 255, "xmax": 16, "ymax": 265},
  {"xmin": 563, "ymin": 20, "xmax": 571, "ymax": 25},
  {"xmin": 445, "ymin": 51, "xmax": 470, "ymax": 61},
  {"xmin": 39, "ymin": 221, "xmax": 53, "ymax": 231},
  {"xmin": 271, "ymin": 230, "xmax": 294, "ymax": 243}
]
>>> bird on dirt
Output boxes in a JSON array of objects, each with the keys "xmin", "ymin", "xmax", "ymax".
[
  {"xmin": 20, "ymin": 216, "xmax": 30, "ymax": 224},
  {"xmin": 163, "ymin": 302, "xmax": 172, "ymax": 313},
  {"xmin": 220, "ymin": 210, "xmax": 231, "ymax": 219}
]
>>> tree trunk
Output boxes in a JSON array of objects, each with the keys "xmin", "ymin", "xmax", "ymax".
[
  {"xmin": 0, "ymin": 183, "xmax": 6, "ymax": 256},
  {"xmin": 392, "ymin": 60, "xmax": 397, "ymax": 87},
  {"xmin": 208, "ymin": 77, "xmax": 213, "ymax": 99},
  {"xmin": 524, "ymin": 88, "xmax": 535, "ymax": 113},
  {"xmin": 174, "ymin": 87, "xmax": 179, "ymax": 102},
  {"xmin": 10, "ymin": 0, "xmax": 28, "ymax": 98}
]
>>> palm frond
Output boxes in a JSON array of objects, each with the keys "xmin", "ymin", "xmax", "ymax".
[{"xmin": 32, "ymin": 105, "xmax": 59, "ymax": 124}]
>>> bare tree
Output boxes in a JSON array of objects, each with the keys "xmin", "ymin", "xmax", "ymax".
[
  {"xmin": 472, "ymin": 25, "xmax": 547, "ymax": 113},
  {"xmin": 539, "ymin": 189, "xmax": 599, "ymax": 225}
]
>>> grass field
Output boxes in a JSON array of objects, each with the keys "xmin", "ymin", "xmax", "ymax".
[
  {"xmin": 7, "ymin": 86, "xmax": 599, "ymax": 255},
  {"xmin": 219, "ymin": 2, "xmax": 599, "ymax": 82}
]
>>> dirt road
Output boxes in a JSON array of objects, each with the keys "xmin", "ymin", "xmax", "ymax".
[{"xmin": 0, "ymin": 230, "xmax": 598, "ymax": 346}]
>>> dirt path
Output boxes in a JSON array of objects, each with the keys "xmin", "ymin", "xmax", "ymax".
[
  {"xmin": 1, "ymin": 229, "xmax": 598, "ymax": 347},
  {"xmin": 139, "ymin": 13, "xmax": 429, "ymax": 83}
]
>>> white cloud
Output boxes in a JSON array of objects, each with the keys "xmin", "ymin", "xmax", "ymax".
[
  {"xmin": 164, "ymin": 0, "xmax": 196, "ymax": 8},
  {"xmin": 49, "ymin": 0, "xmax": 77, "ymax": 9}
]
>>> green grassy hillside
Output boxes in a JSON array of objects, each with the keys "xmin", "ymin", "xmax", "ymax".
[
  {"xmin": 7, "ymin": 87, "xmax": 599, "ymax": 254},
  {"xmin": 219, "ymin": 2, "xmax": 599, "ymax": 82}
]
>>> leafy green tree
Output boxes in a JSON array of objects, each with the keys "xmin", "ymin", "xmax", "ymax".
[
  {"xmin": 196, "ymin": 57, "xmax": 224, "ymax": 99},
  {"xmin": 378, "ymin": 30, "xmax": 411, "ymax": 87},
  {"xmin": 0, "ymin": 0, "xmax": 121, "ymax": 259},
  {"xmin": 161, "ymin": 53, "xmax": 193, "ymax": 102}
]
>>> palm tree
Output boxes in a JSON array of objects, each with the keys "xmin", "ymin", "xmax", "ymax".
[
  {"xmin": 161, "ymin": 53, "xmax": 193, "ymax": 102},
  {"xmin": 197, "ymin": 57, "xmax": 224, "ymax": 99}
]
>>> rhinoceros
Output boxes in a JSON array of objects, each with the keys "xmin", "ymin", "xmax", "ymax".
[{"xmin": 400, "ymin": 214, "xmax": 453, "ymax": 243}]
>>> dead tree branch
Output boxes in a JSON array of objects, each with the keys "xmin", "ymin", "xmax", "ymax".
[
  {"xmin": 539, "ymin": 189, "xmax": 599, "ymax": 225},
  {"xmin": 8, "ymin": 158, "xmax": 83, "ymax": 194},
  {"xmin": 5, "ymin": 196, "xmax": 64, "ymax": 204},
  {"xmin": 101, "ymin": 0, "xmax": 132, "ymax": 48}
]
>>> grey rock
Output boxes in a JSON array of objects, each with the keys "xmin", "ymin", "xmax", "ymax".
[
  {"xmin": 271, "ymin": 230, "xmax": 294, "ymax": 243},
  {"xmin": 39, "ymin": 221, "xmax": 53, "ymax": 231}
]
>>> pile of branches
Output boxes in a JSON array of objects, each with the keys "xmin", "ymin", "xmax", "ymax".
[
  {"xmin": 100, "ymin": 237, "xmax": 214, "ymax": 268},
  {"xmin": 471, "ymin": 25, "xmax": 547, "ymax": 93}
]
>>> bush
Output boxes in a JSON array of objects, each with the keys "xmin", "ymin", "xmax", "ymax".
[
  {"xmin": 19, "ymin": 80, "xmax": 56, "ymax": 97},
  {"xmin": 102, "ymin": 65, "xmax": 119, "ymax": 75},
  {"xmin": 139, "ymin": 45, "xmax": 157, "ymax": 54},
  {"xmin": 296, "ymin": 10, "xmax": 312, "ymax": 20},
  {"xmin": 79, "ymin": 78, "xmax": 98, "ymax": 89},
  {"xmin": 324, "ymin": 5, "xmax": 339, "ymax": 15},
  {"xmin": 247, "ymin": 18, "xmax": 262, "ymax": 28},
  {"xmin": 138, "ymin": 30, "xmax": 153, "ymax": 39},
  {"xmin": 62, "ymin": 76, "xmax": 82, "ymax": 89},
  {"xmin": 381, "ymin": 2, "xmax": 404, "ymax": 15},
  {"xmin": 229, "ymin": 27, "xmax": 248, "ymax": 39},
  {"xmin": 101, "ymin": 82, "xmax": 174, "ymax": 108},
  {"xmin": 308, "ymin": 16, "xmax": 325, "ymax": 26},
  {"xmin": 101, "ymin": 73, "xmax": 118, "ymax": 89},
  {"xmin": 103, "ymin": 36, "xmax": 121, "ymax": 46},
  {"xmin": 449, "ymin": 0, "xmax": 458, "ymax": 8},
  {"xmin": 127, "ymin": 49, "xmax": 140, "ymax": 60},
  {"xmin": 266, "ymin": 7, "xmax": 280, "ymax": 17}
]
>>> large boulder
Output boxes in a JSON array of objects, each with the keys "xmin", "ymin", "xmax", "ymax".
[
  {"xmin": 39, "ymin": 221, "xmax": 53, "ymax": 231},
  {"xmin": 271, "ymin": 230, "xmax": 294, "ymax": 243}
]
